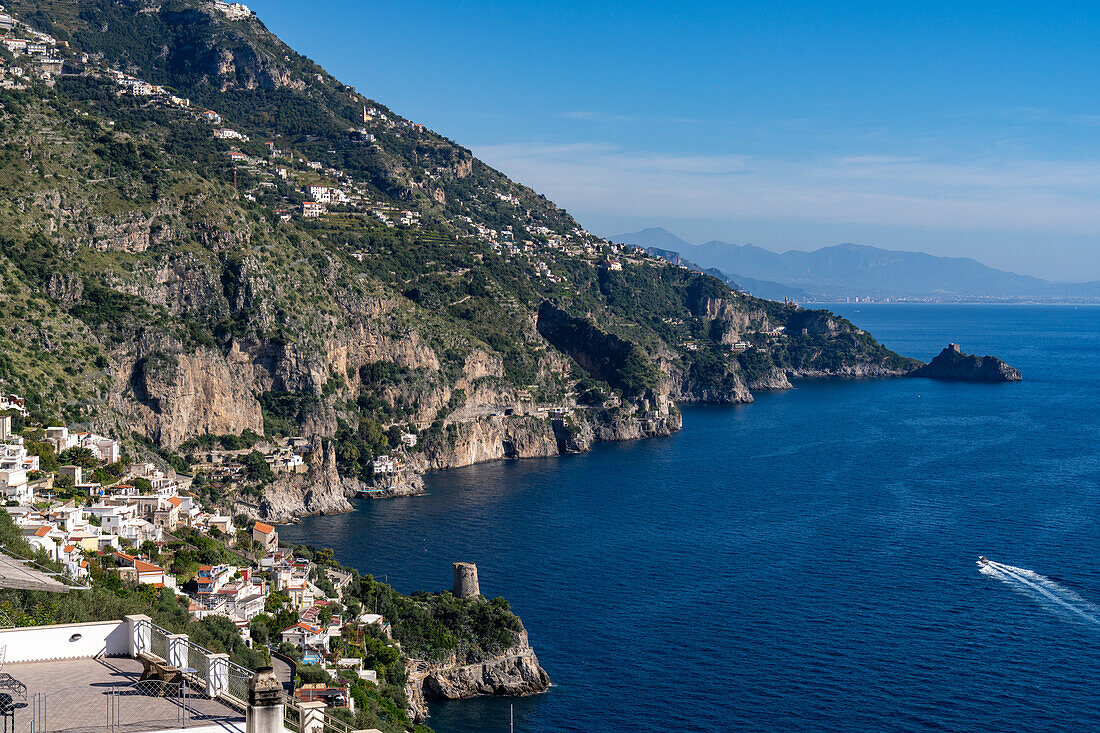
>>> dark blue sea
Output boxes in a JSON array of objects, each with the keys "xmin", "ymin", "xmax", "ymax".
[{"xmin": 283, "ymin": 305, "xmax": 1100, "ymax": 732}]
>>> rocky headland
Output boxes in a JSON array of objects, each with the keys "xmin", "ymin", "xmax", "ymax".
[
  {"xmin": 405, "ymin": 628, "xmax": 551, "ymax": 724},
  {"xmin": 909, "ymin": 343, "xmax": 1023, "ymax": 382}
]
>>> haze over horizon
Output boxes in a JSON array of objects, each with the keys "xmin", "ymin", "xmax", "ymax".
[{"xmin": 250, "ymin": 0, "xmax": 1100, "ymax": 282}]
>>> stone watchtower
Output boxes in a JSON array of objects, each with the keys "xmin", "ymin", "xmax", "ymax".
[{"xmin": 452, "ymin": 562, "xmax": 480, "ymax": 599}]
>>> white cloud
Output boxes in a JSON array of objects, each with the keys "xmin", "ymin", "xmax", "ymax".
[{"xmin": 472, "ymin": 142, "xmax": 1100, "ymax": 234}]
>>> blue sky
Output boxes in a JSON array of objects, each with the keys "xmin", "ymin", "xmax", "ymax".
[{"xmin": 252, "ymin": 0, "xmax": 1100, "ymax": 281}]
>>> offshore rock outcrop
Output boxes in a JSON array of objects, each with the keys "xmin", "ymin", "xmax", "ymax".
[
  {"xmin": 405, "ymin": 629, "xmax": 550, "ymax": 724},
  {"xmin": 909, "ymin": 343, "xmax": 1022, "ymax": 382}
]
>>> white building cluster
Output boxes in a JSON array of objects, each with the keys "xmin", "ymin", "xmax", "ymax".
[{"xmin": 212, "ymin": 1, "xmax": 253, "ymax": 20}]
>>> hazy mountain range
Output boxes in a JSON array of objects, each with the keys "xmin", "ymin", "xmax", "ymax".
[{"xmin": 612, "ymin": 228, "xmax": 1100, "ymax": 302}]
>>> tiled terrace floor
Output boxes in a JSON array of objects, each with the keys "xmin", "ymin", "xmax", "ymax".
[{"xmin": 4, "ymin": 658, "xmax": 244, "ymax": 733}]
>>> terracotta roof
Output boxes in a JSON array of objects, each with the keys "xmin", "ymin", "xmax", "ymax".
[
  {"xmin": 167, "ymin": 497, "xmax": 183, "ymax": 507},
  {"xmin": 253, "ymin": 521, "xmax": 275, "ymax": 534},
  {"xmin": 134, "ymin": 559, "xmax": 164, "ymax": 574},
  {"xmin": 283, "ymin": 622, "xmax": 323, "ymax": 635},
  {"xmin": 34, "ymin": 526, "xmax": 50, "ymax": 537}
]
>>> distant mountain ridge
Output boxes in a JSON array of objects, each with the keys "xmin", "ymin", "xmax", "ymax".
[
  {"xmin": 613, "ymin": 227, "xmax": 1100, "ymax": 302},
  {"xmin": 640, "ymin": 245, "xmax": 810, "ymax": 302}
]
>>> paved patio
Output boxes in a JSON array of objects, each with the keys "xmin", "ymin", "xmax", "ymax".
[{"xmin": 3, "ymin": 658, "xmax": 245, "ymax": 733}]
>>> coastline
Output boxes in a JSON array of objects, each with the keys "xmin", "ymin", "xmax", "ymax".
[{"xmin": 259, "ymin": 365, "xmax": 921, "ymax": 524}]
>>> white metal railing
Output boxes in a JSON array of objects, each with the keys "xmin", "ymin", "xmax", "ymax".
[
  {"xmin": 128, "ymin": 616, "xmax": 359, "ymax": 733},
  {"xmin": 148, "ymin": 622, "xmax": 170, "ymax": 659},
  {"xmin": 284, "ymin": 696, "xmax": 355, "ymax": 733}
]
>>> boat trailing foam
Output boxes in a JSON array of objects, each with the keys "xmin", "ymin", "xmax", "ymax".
[{"xmin": 977, "ymin": 557, "xmax": 1100, "ymax": 626}]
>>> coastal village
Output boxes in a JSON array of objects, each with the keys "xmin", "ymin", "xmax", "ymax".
[{"xmin": 0, "ymin": 392, "xmax": 390, "ymax": 710}]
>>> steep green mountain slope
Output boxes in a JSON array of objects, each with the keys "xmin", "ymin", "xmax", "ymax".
[{"xmin": 0, "ymin": 0, "xmax": 918, "ymax": 515}]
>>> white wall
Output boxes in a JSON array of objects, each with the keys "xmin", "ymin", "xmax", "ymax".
[{"xmin": 0, "ymin": 620, "xmax": 128, "ymax": 662}]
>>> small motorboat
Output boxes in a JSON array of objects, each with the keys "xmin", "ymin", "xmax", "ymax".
[{"xmin": 976, "ymin": 556, "xmax": 992, "ymax": 566}]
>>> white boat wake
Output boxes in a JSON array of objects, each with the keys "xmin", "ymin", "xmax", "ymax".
[{"xmin": 978, "ymin": 559, "xmax": 1100, "ymax": 625}]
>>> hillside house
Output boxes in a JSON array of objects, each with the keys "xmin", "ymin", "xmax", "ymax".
[
  {"xmin": 281, "ymin": 621, "xmax": 329, "ymax": 650},
  {"xmin": 214, "ymin": 0, "xmax": 253, "ymax": 19},
  {"xmin": 115, "ymin": 553, "xmax": 172, "ymax": 588},
  {"xmin": 208, "ymin": 515, "xmax": 233, "ymax": 534},
  {"xmin": 0, "ymin": 468, "xmax": 30, "ymax": 504},
  {"xmin": 45, "ymin": 426, "xmax": 76, "ymax": 453},
  {"xmin": 214, "ymin": 128, "xmax": 247, "ymax": 140},
  {"xmin": 304, "ymin": 185, "xmax": 341, "ymax": 204},
  {"xmin": 370, "ymin": 455, "xmax": 398, "ymax": 475},
  {"xmin": 252, "ymin": 521, "xmax": 278, "ymax": 552},
  {"xmin": 23, "ymin": 525, "xmax": 63, "ymax": 560},
  {"xmin": 58, "ymin": 544, "xmax": 89, "ymax": 579},
  {"xmin": 301, "ymin": 201, "xmax": 324, "ymax": 218},
  {"xmin": 196, "ymin": 564, "xmax": 236, "ymax": 604},
  {"xmin": 85, "ymin": 503, "xmax": 137, "ymax": 533},
  {"xmin": 152, "ymin": 496, "xmax": 183, "ymax": 531},
  {"xmin": 0, "ymin": 394, "xmax": 25, "ymax": 413},
  {"xmin": 0, "ymin": 438, "xmax": 38, "ymax": 473}
]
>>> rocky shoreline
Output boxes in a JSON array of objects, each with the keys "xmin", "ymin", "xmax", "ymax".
[
  {"xmin": 244, "ymin": 342, "xmax": 1019, "ymax": 524},
  {"xmin": 252, "ymin": 397, "xmax": 682, "ymax": 522},
  {"xmin": 404, "ymin": 629, "xmax": 551, "ymax": 724}
]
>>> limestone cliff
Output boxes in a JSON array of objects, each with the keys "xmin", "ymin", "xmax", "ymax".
[
  {"xmin": 116, "ymin": 341, "xmax": 263, "ymax": 450},
  {"xmin": 746, "ymin": 366, "xmax": 794, "ymax": 391},
  {"xmin": 405, "ymin": 629, "xmax": 550, "ymax": 724},
  {"xmin": 249, "ymin": 436, "xmax": 353, "ymax": 522}
]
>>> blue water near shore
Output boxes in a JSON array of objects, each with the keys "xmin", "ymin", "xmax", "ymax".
[{"xmin": 283, "ymin": 305, "xmax": 1100, "ymax": 732}]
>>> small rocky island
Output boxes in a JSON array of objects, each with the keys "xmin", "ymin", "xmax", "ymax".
[{"xmin": 909, "ymin": 343, "xmax": 1022, "ymax": 382}]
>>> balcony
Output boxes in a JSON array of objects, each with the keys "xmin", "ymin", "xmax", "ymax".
[{"xmin": 0, "ymin": 617, "xmax": 369, "ymax": 733}]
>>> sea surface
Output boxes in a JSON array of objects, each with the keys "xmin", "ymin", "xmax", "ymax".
[{"xmin": 283, "ymin": 305, "xmax": 1100, "ymax": 732}]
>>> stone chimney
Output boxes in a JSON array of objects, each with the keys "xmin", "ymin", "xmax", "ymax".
[{"xmin": 452, "ymin": 562, "xmax": 480, "ymax": 599}]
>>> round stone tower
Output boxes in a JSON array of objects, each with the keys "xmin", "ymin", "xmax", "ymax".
[{"xmin": 452, "ymin": 562, "xmax": 480, "ymax": 599}]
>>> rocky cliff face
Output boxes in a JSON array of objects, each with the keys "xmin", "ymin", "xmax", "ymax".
[
  {"xmin": 746, "ymin": 366, "xmax": 794, "ymax": 391},
  {"xmin": 419, "ymin": 403, "xmax": 680, "ymax": 471},
  {"xmin": 116, "ymin": 341, "xmax": 264, "ymax": 450},
  {"xmin": 909, "ymin": 343, "xmax": 1022, "ymax": 382},
  {"xmin": 405, "ymin": 629, "xmax": 551, "ymax": 724},
  {"xmin": 248, "ymin": 436, "xmax": 354, "ymax": 522}
]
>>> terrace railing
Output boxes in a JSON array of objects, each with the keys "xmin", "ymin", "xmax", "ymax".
[{"xmin": 128, "ymin": 617, "xmax": 359, "ymax": 733}]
